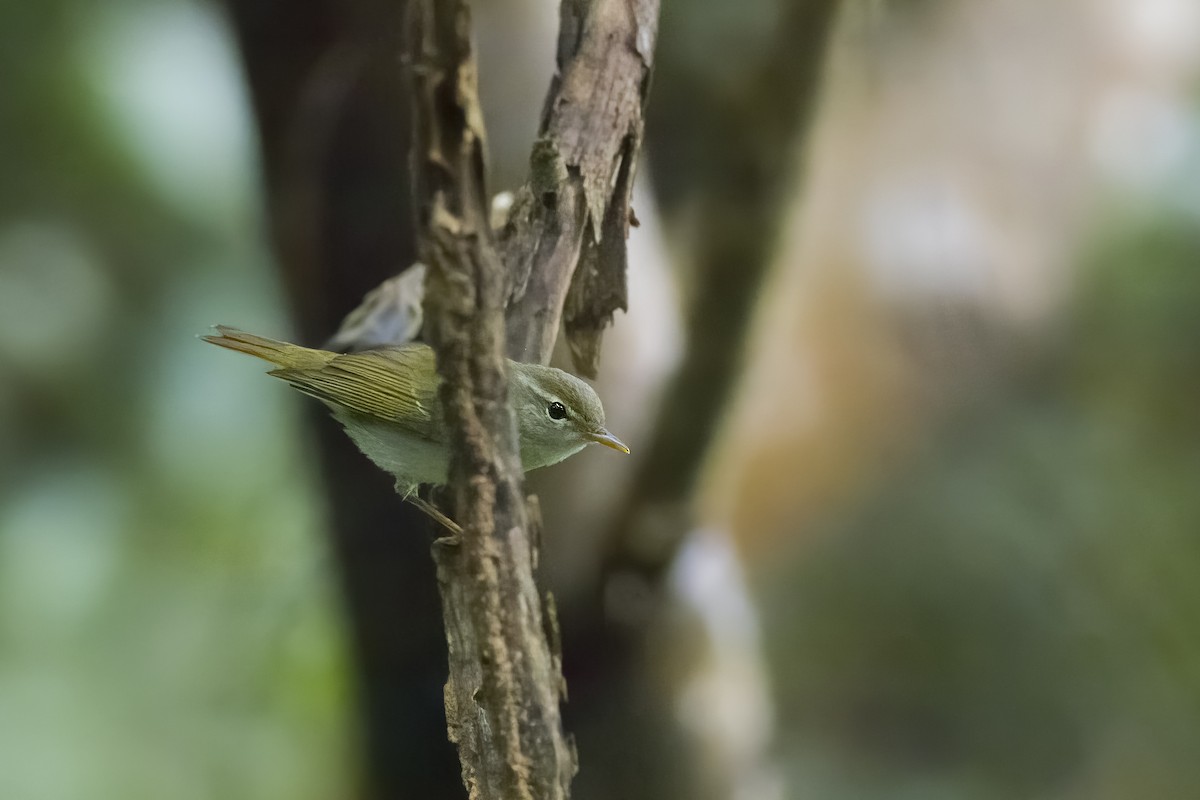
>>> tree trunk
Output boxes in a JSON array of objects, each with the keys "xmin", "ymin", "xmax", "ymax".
[{"xmin": 223, "ymin": 1, "xmax": 461, "ymax": 797}]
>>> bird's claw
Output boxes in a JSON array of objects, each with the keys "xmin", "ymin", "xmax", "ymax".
[{"xmin": 408, "ymin": 495, "xmax": 464, "ymax": 540}]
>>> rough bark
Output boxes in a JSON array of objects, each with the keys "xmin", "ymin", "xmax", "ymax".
[
  {"xmin": 500, "ymin": 0, "xmax": 659, "ymax": 372},
  {"xmin": 407, "ymin": 2, "xmax": 579, "ymax": 797},
  {"xmin": 406, "ymin": 0, "xmax": 659, "ymax": 794}
]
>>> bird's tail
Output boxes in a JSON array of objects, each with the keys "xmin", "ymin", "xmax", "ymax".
[{"xmin": 202, "ymin": 326, "xmax": 332, "ymax": 371}]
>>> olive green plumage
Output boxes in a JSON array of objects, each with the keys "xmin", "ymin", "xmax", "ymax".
[{"xmin": 203, "ymin": 326, "xmax": 628, "ymax": 497}]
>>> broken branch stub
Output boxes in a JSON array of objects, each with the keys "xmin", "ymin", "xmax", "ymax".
[{"xmin": 501, "ymin": 0, "xmax": 659, "ymax": 370}]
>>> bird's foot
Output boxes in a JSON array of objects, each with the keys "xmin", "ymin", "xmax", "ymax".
[{"xmin": 408, "ymin": 496, "xmax": 463, "ymax": 544}]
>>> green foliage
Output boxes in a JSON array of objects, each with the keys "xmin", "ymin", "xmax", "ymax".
[{"xmin": 0, "ymin": 1, "xmax": 351, "ymax": 797}]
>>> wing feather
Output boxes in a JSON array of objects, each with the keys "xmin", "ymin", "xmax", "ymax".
[{"xmin": 270, "ymin": 344, "xmax": 441, "ymax": 439}]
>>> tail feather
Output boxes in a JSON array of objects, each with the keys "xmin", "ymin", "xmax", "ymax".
[{"xmin": 202, "ymin": 326, "xmax": 331, "ymax": 370}]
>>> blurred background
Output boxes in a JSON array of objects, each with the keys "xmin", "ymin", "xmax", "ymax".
[{"xmin": 3, "ymin": 0, "xmax": 1200, "ymax": 798}]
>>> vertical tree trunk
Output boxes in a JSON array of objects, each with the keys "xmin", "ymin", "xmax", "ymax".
[
  {"xmin": 406, "ymin": 1, "xmax": 576, "ymax": 795},
  {"xmin": 223, "ymin": 1, "xmax": 462, "ymax": 797},
  {"xmin": 405, "ymin": 0, "xmax": 658, "ymax": 795},
  {"xmin": 562, "ymin": 2, "xmax": 842, "ymax": 798}
]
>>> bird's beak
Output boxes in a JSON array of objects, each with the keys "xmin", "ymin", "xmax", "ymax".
[{"xmin": 586, "ymin": 428, "xmax": 630, "ymax": 454}]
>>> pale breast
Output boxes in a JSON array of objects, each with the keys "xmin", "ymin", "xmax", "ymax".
[{"xmin": 334, "ymin": 411, "xmax": 450, "ymax": 491}]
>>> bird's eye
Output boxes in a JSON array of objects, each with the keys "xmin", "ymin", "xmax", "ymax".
[{"xmin": 547, "ymin": 401, "xmax": 567, "ymax": 420}]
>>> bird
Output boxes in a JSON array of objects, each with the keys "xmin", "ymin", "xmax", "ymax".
[{"xmin": 203, "ymin": 326, "xmax": 629, "ymax": 532}]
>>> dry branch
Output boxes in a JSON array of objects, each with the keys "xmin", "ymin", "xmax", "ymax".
[
  {"xmin": 407, "ymin": 2, "xmax": 574, "ymax": 797},
  {"xmin": 501, "ymin": 0, "xmax": 658, "ymax": 372},
  {"xmin": 406, "ymin": 0, "xmax": 658, "ymax": 796}
]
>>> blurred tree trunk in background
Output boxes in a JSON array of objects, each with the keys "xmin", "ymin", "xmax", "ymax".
[
  {"xmin": 561, "ymin": 2, "xmax": 840, "ymax": 799},
  {"xmin": 614, "ymin": 0, "xmax": 838, "ymax": 573},
  {"xmin": 223, "ymin": 1, "xmax": 461, "ymax": 798}
]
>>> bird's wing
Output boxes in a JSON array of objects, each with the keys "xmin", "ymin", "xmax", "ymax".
[{"xmin": 270, "ymin": 344, "xmax": 442, "ymax": 439}]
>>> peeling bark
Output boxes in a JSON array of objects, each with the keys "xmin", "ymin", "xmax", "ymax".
[
  {"xmin": 500, "ymin": 0, "xmax": 659, "ymax": 371},
  {"xmin": 405, "ymin": 0, "xmax": 661, "ymax": 794}
]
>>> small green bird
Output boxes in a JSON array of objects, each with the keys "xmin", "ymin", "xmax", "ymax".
[{"xmin": 204, "ymin": 326, "xmax": 628, "ymax": 530}]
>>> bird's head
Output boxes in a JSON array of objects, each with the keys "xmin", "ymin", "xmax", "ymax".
[{"xmin": 509, "ymin": 362, "xmax": 629, "ymax": 470}]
